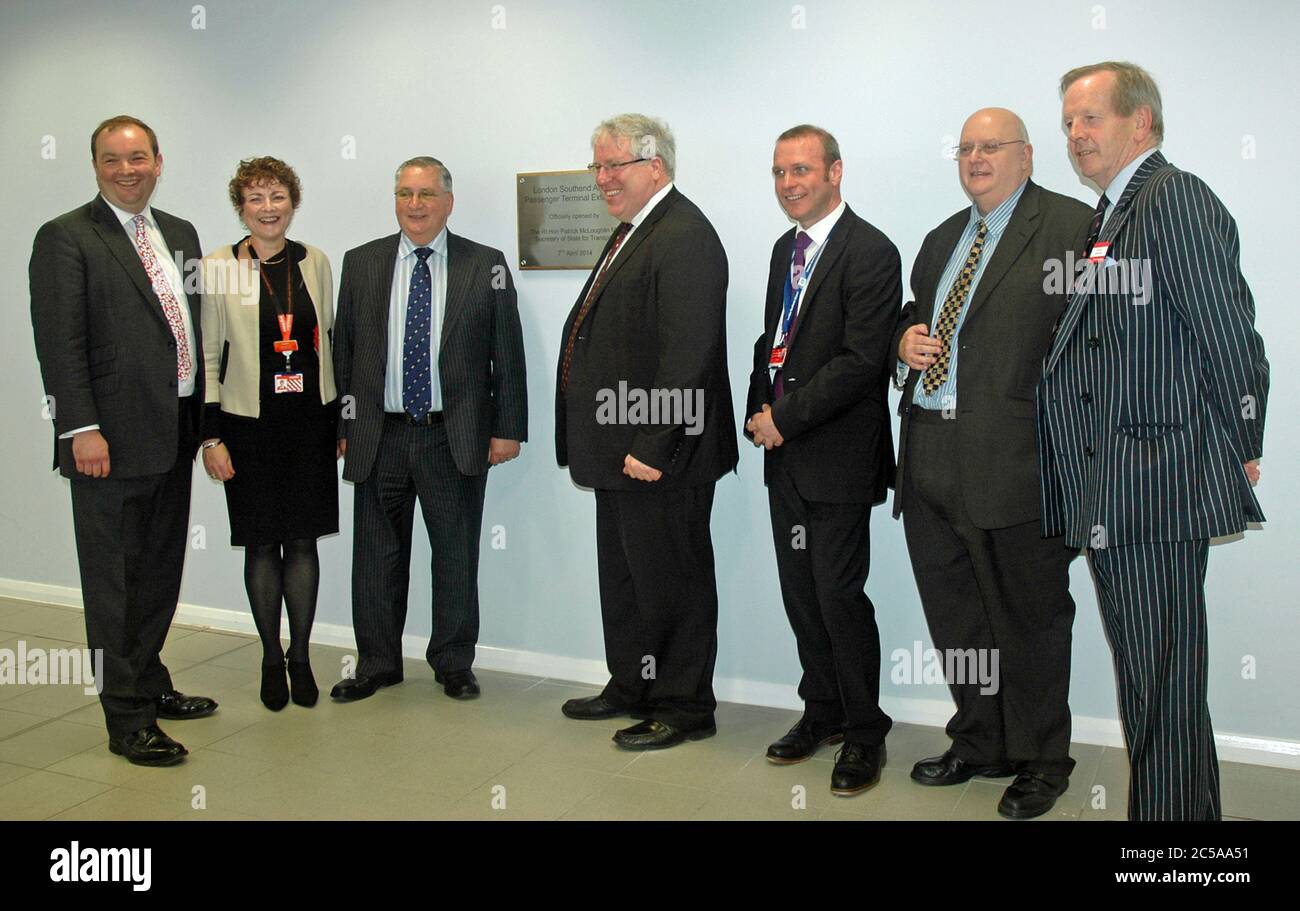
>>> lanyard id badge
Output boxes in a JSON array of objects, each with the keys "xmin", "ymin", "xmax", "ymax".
[{"xmin": 769, "ymin": 241, "xmax": 824, "ymax": 375}]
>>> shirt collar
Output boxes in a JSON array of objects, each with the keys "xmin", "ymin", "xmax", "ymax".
[
  {"xmin": 797, "ymin": 199, "xmax": 846, "ymax": 248},
  {"xmin": 1104, "ymin": 147, "xmax": 1159, "ymax": 204},
  {"xmin": 400, "ymin": 226, "xmax": 448, "ymax": 259},
  {"xmin": 969, "ymin": 178, "xmax": 1028, "ymax": 236},
  {"xmin": 102, "ymin": 194, "xmax": 156, "ymax": 231},
  {"xmin": 629, "ymin": 181, "xmax": 675, "ymax": 227}
]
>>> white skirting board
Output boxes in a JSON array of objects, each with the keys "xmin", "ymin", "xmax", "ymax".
[{"xmin": 3, "ymin": 576, "xmax": 1296, "ymax": 771}]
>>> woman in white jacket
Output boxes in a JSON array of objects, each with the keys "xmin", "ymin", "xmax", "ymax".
[{"xmin": 200, "ymin": 157, "xmax": 338, "ymax": 711}]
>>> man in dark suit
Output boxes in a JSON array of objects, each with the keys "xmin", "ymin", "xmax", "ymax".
[
  {"xmin": 893, "ymin": 108, "xmax": 1090, "ymax": 818},
  {"xmin": 29, "ymin": 115, "xmax": 218, "ymax": 767},
  {"xmin": 331, "ymin": 156, "xmax": 527, "ymax": 702},
  {"xmin": 556, "ymin": 114, "xmax": 737, "ymax": 750},
  {"xmin": 1041, "ymin": 63, "xmax": 1268, "ymax": 820},
  {"xmin": 742, "ymin": 125, "xmax": 899, "ymax": 795}
]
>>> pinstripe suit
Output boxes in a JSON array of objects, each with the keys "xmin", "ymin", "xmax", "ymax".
[
  {"xmin": 1038, "ymin": 151, "xmax": 1269, "ymax": 819},
  {"xmin": 334, "ymin": 231, "xmax": 527, "ymax": 678}
]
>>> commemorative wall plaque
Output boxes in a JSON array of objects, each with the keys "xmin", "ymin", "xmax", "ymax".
[{"xmin": 516, "ymin": 170, "xmax": 618, "ymax": 270}]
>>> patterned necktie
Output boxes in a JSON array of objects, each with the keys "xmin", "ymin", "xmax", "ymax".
[
  {"xmin": 1082, "ymin": 193, "xmax": 1110, "ymax": 254},
  {"xmin": 774, "ymin": 231, "xmax": 816, "ymax": 399},
  {"xmin": 131, "ymin": 214, "xmax": 191, "ymax": 382},
  {"xmin": 922, "ymin": 219, "xmax": 988, "ymax": 395},
  {"xmin": 789, "ymin": 230, "xmax": 813, "ymax": 290},
  {"xmin": 402, "ymin": 247, "xmax": 434, "ymax": 418},
  {"xmin": 560, "ymin": 222, "xmax": 633, "ymax": 394}
]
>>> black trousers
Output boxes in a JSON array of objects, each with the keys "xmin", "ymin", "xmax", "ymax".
[
  {"xmin": 902, "ymin": 407, "xmax": 1076, "ymax": 776},
  {"xmin": 594, "ymin": 483, "xmax": 718, "ymax": 729},
  {"xmin": 1089, "ymin": 540, "xmax": 1219, "ymax": 821},
  {"xmin": 767, "ymin": 461, "xmax": 891, "ymax": 746},
  {"xmin": 70, "ymin": 399, "xmax": 196, "ymax": 738},
  {"xmin": 351, "ymin": 415, "xmax": 486, "ymax": 678}
]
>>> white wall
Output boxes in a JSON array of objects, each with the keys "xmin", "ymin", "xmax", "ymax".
[{"xmin": 2, "ymin": 0, "xmax": 1295, "ymax": 758}]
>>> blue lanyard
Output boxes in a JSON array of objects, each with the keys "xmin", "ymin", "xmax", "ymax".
[{"xmin": 778, "ymin": 240, "xmax": 825, "ymax": 342}]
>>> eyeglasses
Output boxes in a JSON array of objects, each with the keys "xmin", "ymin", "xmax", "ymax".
[
  {"xmin": 951, "ymin": 140, "xmax": 1026, "ymax": 159},
  {"xmin": 586, "ymin": 158, "xmax": 649, "ymax": 176},
  {"xmin": 395, "ymin": 189, "xmax": 444, "ymax": 201}
]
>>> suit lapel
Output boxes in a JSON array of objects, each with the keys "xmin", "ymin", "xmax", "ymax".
[
  {"xmin": 1045, "ymin": 152, "xmax": 1167, "ymax": 374},
  {"xmin": 794, "ymin": 207, "xmax": 852, "ymax": 327},
  {"xmin": 585, "ymin": 186, "xmax": 679, "ymax": 305},
  {"xmin": 155, "ymin": 210, "xmax": 200, "ymax": 325},
  {"xmin": 373, "ymin": 234, "xmax": 400, "ymax": 366},
  {"xmin": 963, "ymin": 181, "xmax": 1040, "ymax": 324},
  {"xmin": 766, "ymin": 229, "xmax": 796, "ymax": 340},
  {"xmin": 440, "ymin": 232, "xmax": 471, "ymax": 352},
  {"xmin": 89, "ymin": 198, "xmax": 171, "ymax": 333},
  {"xmin": 920, "ymin": 215, "xmax": 968, "ymax": 325}
]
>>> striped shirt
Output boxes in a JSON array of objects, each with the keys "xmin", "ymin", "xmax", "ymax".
[{"xmin": 912, "ymin": 179, "xmax": 1027, "ymax": 410}]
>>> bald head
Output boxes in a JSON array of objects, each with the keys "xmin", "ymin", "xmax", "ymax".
[{"xmin": 958, "ymin": 107, "xmax": 1033, "ymax": 215}]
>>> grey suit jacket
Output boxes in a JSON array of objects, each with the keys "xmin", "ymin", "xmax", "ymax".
[
  {"xmin": 892, "ymin": 180, "xmax": 1091, "ymax": 528},
  {"xmin": 30, "ymin": 195, "xmax": 204, "ymax": 479},
  {"xmin": 333, "ymin": 230, "xmax": 527, "ymax": 482},
  {"xmin": 1038, "ymin": 152, "xmax": 1269, "ymax": 548}
]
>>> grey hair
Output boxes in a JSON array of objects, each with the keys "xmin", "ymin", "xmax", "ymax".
[
  {"xmin": 1060, "ymin": 61, "xmax": 1164, "ymax": 142},
  {"xmin": 394, "ymin": 156, "xmax": 453, "ymax": 191},
  {"xmin": 591, "ymin": 114, "xmax": 676, "ymax": 179}
]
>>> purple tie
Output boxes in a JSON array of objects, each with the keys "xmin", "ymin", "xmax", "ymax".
[{"xmin": 775, "ymin": 231, "xmax": 814, "ymax": 399}]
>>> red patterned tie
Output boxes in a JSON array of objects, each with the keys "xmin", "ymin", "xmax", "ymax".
[
  {"xmin": 131, "ymin": 214, "xmax": 192, "ymax": 382},
  {"xmin": 560, "ymin": 222, "xmax": 632, "ymax": 394}
]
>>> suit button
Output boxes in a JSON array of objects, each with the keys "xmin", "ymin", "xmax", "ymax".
[
  {"xmin": 1087, "ymin": 337, "xmax": 1100, "ymax": 349},
  {"xmin": 1080, "ymin": 391, "xmax": 1092, "ymax": 404},
  {"xmin": 1084, "ymin": 444, "xmax": 1094, "ymax": 457},
  {"xmin": 168, "ymin": 339, "xmax": 176, "ymax": 349}
]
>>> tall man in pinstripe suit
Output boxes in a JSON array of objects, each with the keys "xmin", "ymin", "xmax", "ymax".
[
  {"xmin": 331, "ymin": 157, "xmax": 528, "ymax": 703},
  {"xmin": 1040, "ymin": 62, "xmax": 1269, "ymax": 820}
]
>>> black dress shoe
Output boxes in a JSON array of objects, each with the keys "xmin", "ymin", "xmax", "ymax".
[
  {"xmin": 910, "ymin": 749, "xmax": 1015, "ymax": 786},
  {"xmin": 766, "ymin": 717, "xmax": 844, "ymax": 765},
  {"xmin": 261, "ymin": 661, "xmax": 289, "ymax": 711},
  {"xmin": 831, "ymin": 743, "xmax": 885, "ymax": 796},
  {"xmin": 108, "ymin": 724, "xmax": 188, "ymax": 767},
  {"xmin": 287, "ymin": 660, "xmax": 318, "ymax": 707},
  {"xmin": 436, "ymin": 669, "xmax": 480, "ymax": 699},
  {"xmin": 329, "ymin": 671, "xmax": 403, "ymax": 702},
  {"xmin": 998, "ymin": 772, "xmax": 1069, "ymax": 819},
  {"xmin": 562, "ymin": 694, "xmax": 634, "ymax": 720},
  {"xmin": 612, "ymin": 719, "xmax": 716, "ymax": 751},
  {"xmin": 154, "ymin": 689, "xmax": 218, "ymax": 720}
]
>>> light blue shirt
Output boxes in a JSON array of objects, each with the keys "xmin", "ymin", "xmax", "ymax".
[
  {"xmin": 385, "ymin": 228, "xmax": 448, "ymax": 414},
  {"xmin": 912, "ymin": 179, "xmax": 1028, "ymax": 411},
  {"xmin": 1101, "ymin": 147, "xmax": 1159, "ymax": 229}
]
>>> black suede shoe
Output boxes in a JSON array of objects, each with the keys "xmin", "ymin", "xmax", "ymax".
[
  {"xmin": 831, "ymin": 743, "xmax": 885, "ymax": 796},
  {"xmin": 612, "ymin": 719, "xmax": 716, "ymax": 751},
  {"xmin": 329, "ymin": 671, "xmax": 403, "ymax": 702},
  {"xmin": 436, "ymin": 669, "xmax": 480, "ymax": 700},
  {"xmin": 154, "ymin": 690, "xmax": 218, "ymax": 720},
  {"xmin": 766, "ymin": 717, "xmax": 844, "ymax": 765},
  {"xmin": 998, "ymin": 772, "xmax": 1069, "ymax": 819},
  {"xmin": 260, "ymin": 661, "xmax": 288, "ymax": 711},
  {"xmin": 910, "ymin": 749, "xmax": 1015, "ymax": 786},
  {"xmin": 287, "ymin": 660, "xmax": 318, "ymax": 707},
  {"xmin": 108, "ymin": 724, "xmax": 188, "ymax": 766}
]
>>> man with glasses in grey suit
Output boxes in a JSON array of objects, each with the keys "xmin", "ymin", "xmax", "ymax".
[{"xmin": 332, "ymin": 157, "xmax": 527, "ymax": 703}]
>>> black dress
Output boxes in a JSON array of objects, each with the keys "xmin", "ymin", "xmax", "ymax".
[{"xmin": 208, "ymin": 239, "xmax": 339, "ymax": 546}]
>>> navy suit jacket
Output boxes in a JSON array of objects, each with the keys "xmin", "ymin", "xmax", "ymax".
[{"xmin": 1038, "ymin": 152, "xmax": 1269, "ymax": 548}]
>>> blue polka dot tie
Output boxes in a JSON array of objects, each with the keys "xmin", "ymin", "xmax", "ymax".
[{"xmin": 402, "ymin": 247, "xmax": 434, "ymax": 419}]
